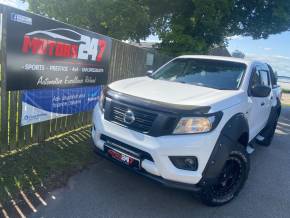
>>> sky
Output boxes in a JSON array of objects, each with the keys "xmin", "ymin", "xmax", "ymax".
[
  {"xmin": 0, "ymin": 0, "xmax": 28, "ymax": 10},
  {"xmin": 148, "ymin": 33, "xmax": 290, "ymax": 78},
  {"xmin": 228, "ymin": 32, "xmax": 290, "ymax": 77},
  {"xmin": 1, "ymin": 0, "xmax": 289, "ymax": 78}
]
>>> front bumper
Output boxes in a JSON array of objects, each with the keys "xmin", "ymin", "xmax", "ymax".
[
  {"xmin": 92, "ymin": 106, "xmax": 220, "ymax": 186},
  {"xmin": 92, "ymin": 145, "xmax": 202, "ymax": 192}
]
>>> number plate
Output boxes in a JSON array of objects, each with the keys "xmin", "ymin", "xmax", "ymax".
[{"xmin": 105, "ymin": 145, "xmax": 140, "ymax": 169}]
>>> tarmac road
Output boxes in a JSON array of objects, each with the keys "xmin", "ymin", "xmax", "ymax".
[{"xmin": 30, "ymin": 107, "xmax": 290, "ymax": 218}]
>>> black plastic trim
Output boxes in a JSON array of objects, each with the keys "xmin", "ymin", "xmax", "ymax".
[
  {"xmin": 259, "ymin": 99, "xmax": 281, "ymax": 138},
  {"xmin": 93, "ymin": 145, "xmax": 201, "ymax": 192},
  {"xmin": 220, "ymin": 113, "xmax": 249, "ymax": 143},
  {"xmin": 106, "ymin": 88, "xmax": 211, "ymax": 115},
  {"xmin": 103, "ymin": 88, "xmax": 222, "ymax": 137},
  {"xmin": 199, "ymin": 113, "xmax": 249, "ymax": 185},
  {"xmin": 104, "ymin": 98, "xmax": 179, "ymax": 137},
  {"xmin": 169, "ymin": 156, "xmax": 198, "ymax": 171}
]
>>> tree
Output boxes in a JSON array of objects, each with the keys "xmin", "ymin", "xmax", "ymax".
[
  {"xmin": 145, "ymin": 0, "xmax": 290, "ymax": 55},
  {"xmin": 28, "ymin": 0, "xmax": 290, "ymax": 55},
  {"xmin": 27, "ymin": 0, "xmax": 151, "ymax": 41}
]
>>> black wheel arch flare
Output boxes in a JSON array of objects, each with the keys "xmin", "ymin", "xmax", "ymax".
[
  {"xmin": 198, "ymin": 113, "xmax": 249, "ymax": 186},
  {"xmin": 259, "ymin": 98, "xmax": 281, "ymax": 138}
]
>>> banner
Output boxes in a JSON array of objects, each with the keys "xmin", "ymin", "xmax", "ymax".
[
  {"xmin": 21, "ymin": 86, "xmax": 101, "ymax": 126},
  {"xmin": 5, "ymin": 5, "xmax": 112, "ymax": 90}
]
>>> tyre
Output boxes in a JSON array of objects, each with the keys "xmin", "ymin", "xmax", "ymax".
[
  {"xmin": 257, "ymin": 109, "xmax": 279, "ymax": 147},
  {"xmin": 200, "ymin": 144, "xmax": 250, "ymax": 206}
]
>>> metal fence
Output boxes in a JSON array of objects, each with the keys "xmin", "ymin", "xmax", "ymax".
[{"xmin": 0, "ymin": 33, "xmax": 169, "ymax": 154}]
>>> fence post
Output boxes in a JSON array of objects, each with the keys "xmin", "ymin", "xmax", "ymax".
[{"xmin": 0, "ymin": 8, "xmax": 9, "ymax": 152}]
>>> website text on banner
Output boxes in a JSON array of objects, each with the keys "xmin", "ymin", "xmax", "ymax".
[{"xmin": 21, "ymin": 86, "xmax": 101, "ymax": 126}]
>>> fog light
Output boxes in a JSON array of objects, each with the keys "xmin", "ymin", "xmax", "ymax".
[{"xmin": 169, "ymin": 156, "xmax": 198, "ymax": 171}]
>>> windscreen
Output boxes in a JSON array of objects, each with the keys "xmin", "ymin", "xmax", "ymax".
[{"xmin": 151, "ymin": 58, "xmax": 246, "ymax": 90}]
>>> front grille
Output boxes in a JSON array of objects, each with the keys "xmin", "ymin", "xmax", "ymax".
[{"xmin": 110, "ymin": 102, "xmax": 157, "ymax": 133}]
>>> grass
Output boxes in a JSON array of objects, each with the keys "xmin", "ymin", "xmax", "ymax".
[
  {"xmin": 282, "ymin": 92, "xmax": 290, "ymax": 107},
  {"xmin": 0, "ymin": 128, "xmax": 97, "ymax": 209},
  {"xmin": 282, "ymin": 89, "xmax": 290, "ymax": 94}
]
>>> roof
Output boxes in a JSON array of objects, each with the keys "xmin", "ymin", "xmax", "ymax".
[
  {"xmin": 127, "ymin": 41, "xmax": 158, "ymax": 51},
  {"xmin": 177, "ymin": 55, "xmax": 259, "ymax": 66},
  {"xmin": 208, "ymin": 46, "xmax": 231, "ymax": 57}
]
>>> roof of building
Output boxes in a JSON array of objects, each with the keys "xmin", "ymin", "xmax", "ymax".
[
  {"xmin": 208, "ymin": 46, "xmax": 232, "ymax": 57},
  {"xmin": 129, "ymin": 42, "xmax": 158, "ymax": 50}
]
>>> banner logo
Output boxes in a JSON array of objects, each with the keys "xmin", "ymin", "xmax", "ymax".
[
  {"xmin": 6, "ymin": 6, "xmax": 111, "ymax": 90},
  {"xmin": 22, "ymin": 28, "xmax": 107, "ymax": 62},
  {"xmin": 11, "ymin": 13, "xmax": 32, "ymax": 25}
]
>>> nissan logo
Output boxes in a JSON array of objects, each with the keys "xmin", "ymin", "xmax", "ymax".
[{"xmin": 123, "ymin": 109, "xmax": 135, "ymax": 124}]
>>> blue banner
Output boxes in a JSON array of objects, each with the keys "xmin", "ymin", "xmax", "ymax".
[{"xmin": 21, "ymin": 86, "xmax": 101, "ymax": 126}]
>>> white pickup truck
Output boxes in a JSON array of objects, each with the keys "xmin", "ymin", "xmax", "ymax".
[{"xmin": 92, "ymin": 55, "xmax": 282, "ymax": 206}]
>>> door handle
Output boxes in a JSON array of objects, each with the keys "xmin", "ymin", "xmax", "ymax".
[{"xmin": 261, "ymin": 102, "xmax": 265, "ymax": 106}]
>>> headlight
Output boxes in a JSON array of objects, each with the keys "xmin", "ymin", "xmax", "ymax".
[
  {"xmin": 173, "ymin": 116, "xmax": 216, "ymax": 134},
  {"xmin": 98, "ymin": 87, "xmax": 106, "ymax": 112}
]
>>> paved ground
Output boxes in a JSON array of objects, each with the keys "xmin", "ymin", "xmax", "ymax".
[{"xmin": 30, "ymin": 107, "xmax": 290, "ymax": 218}]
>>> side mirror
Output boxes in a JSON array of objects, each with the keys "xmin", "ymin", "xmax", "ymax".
[
  {"xmin": 146, "ymin": 70, "xmax": 153, "ymax": 76},
  {"xmin": 251, "ymin": 85, "xmax": 271, "ymax": 97}
]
